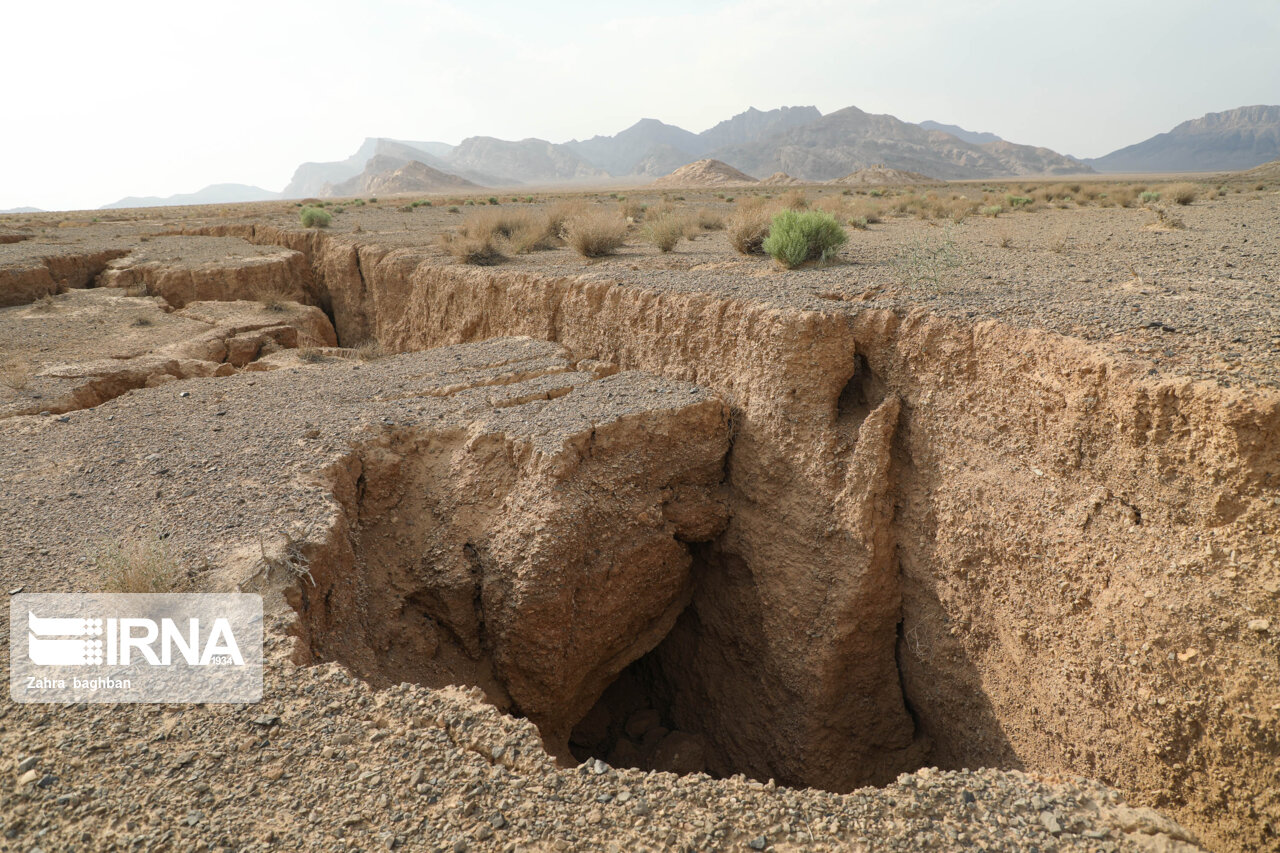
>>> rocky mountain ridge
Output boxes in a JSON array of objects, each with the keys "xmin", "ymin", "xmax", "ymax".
[{"xmin": 1087, "ymin": 105, "xmax": 1280, "ymax": 172}]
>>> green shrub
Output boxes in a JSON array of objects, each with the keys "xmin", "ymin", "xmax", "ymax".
[
  {"xmin": 299, "ymin": 206, "xmax": 331, "ymax": 228},
  {"xmin": 981, "ymin": 205, "xmax": 1003, "ymax": 217},
  {"xmin": 1141, "ymin": 191, "xmax": 1161, "ymax": 203},
  {"xmin": 488, "ymin": 196, "xmax": 499, "ymax": 205},
  {"xmin": 761, "ymin": 209, "xmax": 847, "ymax": 269},
  {"xmin": 1006, "ymin": 195, "xmax": 1033, "ymax": 209}
]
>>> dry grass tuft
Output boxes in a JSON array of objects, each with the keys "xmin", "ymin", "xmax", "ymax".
[
  {"xmin": 354, "ymin": 339, "xmax": 389, "ymax": 361},
  {"xmin": 545, "ymin": 200, "xmax": 589, "ymax": 237},
  {"xmin": 727, "ymin": 198, "xmax": 775, "ymax": 255},
  {"xmin": 31, "ymin": 294, "xmax": 57, "ymax": 312},
  {"xmin": 618, "ymin": 199, "xmax": 646, "ymax": 221},
  {"xmin": 1165, "ymin": 183, "xmax": 1199, "ymax": 205},
  {"xmin": 692, "ymin": 207, "xmax": 724, "ymax": 231},
  {"xmin": 642, "ymin": 213, "xmax": 688, "ymax": 253},
  {"xmin": 778, "ymin": 189, "xmax": 808, "ymax": 210},
  {"xmin": 439, "ymin": 231, "xmax": 506, "ymax": 266},
  {"xmin": 97, "ymin": 536, "xmax": 187, "ymax": 593},
  {"xmin": 249, "ymin": 280, "xmax": 295, "ymax": 312},
  {"xmin": 563, "ymin": 209, "xmax": 628, "ymax": 257}
]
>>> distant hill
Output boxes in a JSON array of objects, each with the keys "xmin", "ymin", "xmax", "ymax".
[
  {"xmin": 828, "ymin": 165, "xmax": 944, "ymax": 186},
  {"xmin": 1087, "ymin": 105, "xmax": 1280, "ymax": 172},
  {"xmin": 101, "ymin": 183, "xmax": 280, "ymax": 210},
  {"xmin": 567, "ymin": 118, "xmax": 703, "ymax": 176},
  {"xmin": 326, "ymin": 157, "xmax": 478, "ymax": 197},
  {"xmin": 283, "ymin": 138, "xmax": 456, "ymax": 198},
  {"xmin": 918, "ymin": 120, "xmax": 1003, "ymax": 145},
  {"xmin": 566, "ymin": 106, "xmax": 823, "ymax": 178},
  {"xmin": 1232, "ymin": 158, "xmax": 1280, "ymax": 182},
  {"xmin": 448, "ymin": 137, "xmax": 608, "ymax": 185},
  {"xmin": 652, "ymin": 159, "xmax": 758, "ymax": 187},
  {"xmin": 0, "ymin": 207, "xmax": 42, "ymax": 214},
  {"xmin": 710, "ymin": 105, "xmax": 1090, "ymax": 181},
  {"xmin": 696, "ymin": 106, "xmax": 823, "ymax": 152}
]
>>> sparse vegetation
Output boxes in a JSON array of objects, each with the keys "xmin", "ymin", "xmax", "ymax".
[
  {"xmin": 96, "ymin": 535, "xmax": 187, "ymax": 593},
  {"xmin": 894, "ymin": 227, "xmax": 962, "ymax": 286},
  {"xmin": 761, "ymin": 209, "xmax": 847, "ymax": 269},
  {"xmin": 356, "ymin": 339, "xmax": 388, "ymax": 360},
  {"xmin": 564, "ymin": 209, "xmax": 628, "ymax": 257},
  {"xmin": 981, "ymin": 205, "xmax": 1003, "ymax": 217},
  {"xmin": 778, "ymin": 189, "xmax": 809, "ymax": 210},
  {"xmin": 727, "ymin": 198, "xmax": 773, "ymax": 255},
  {"xmin": 1147, "ymin": 206, "xmax": 1186, "ymax": 230},
  {"xmin": 439, "ymin": 231, "xmax": 505, "ymax": 265},
  {"xmin": 299, "ymin": 206, "xmax": 332, "ymax": 228},
  {"xmin": 1166, "ymin": 183, "xmax": 1199, "ymax": 205},
  {"xmin": 1140, "ymin": 191, "xmax": 1161, "ymax": 204},
  {"xmin": 642, "ymin": 213, "xmax": 688, "ymax": 253},
  {"xmin": 250, "ymin": 280, "xmax": 294, "ymax": 311},
  {"xmin": 440, "ymin": 208, "xmax": 563, "ymax": 262}
]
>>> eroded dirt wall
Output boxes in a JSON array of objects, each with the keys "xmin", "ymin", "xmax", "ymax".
[{"xmin": 230, "ymin": 229, "xmax": 1277, "ymax": 851}]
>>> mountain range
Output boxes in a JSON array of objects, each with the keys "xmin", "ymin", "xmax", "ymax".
[
  {"xmin": 1085, "ymin": 105, "xmax": 1280, "ymax": 172},
  {"xmin": 56, "ymin": 103, "xmax": 1280, "ymax": 210},
  {"xmin": 101, "ymin": 183, "xmax": 280, "ymax": 209}
]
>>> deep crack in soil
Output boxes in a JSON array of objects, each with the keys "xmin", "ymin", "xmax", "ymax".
[{"xmin": 2, "ymin": 193, "xmax": 1277, "ymax": 851}]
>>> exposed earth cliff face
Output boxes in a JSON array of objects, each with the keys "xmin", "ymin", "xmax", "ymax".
[{"xmin": 1, "ymin": 187, "xmax": 1277, "ymax": 851}]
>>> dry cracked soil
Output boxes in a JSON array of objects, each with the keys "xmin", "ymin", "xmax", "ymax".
[{"xmin": 0, "ymin": 179, "xmax": 1276, "ymax": 853}]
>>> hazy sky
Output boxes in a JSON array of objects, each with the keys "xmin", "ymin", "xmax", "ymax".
[{"xmin": 5, "ymin": 0, "xmax": 1278, "ymax": 211}]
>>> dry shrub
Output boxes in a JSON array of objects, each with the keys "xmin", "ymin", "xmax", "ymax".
[
  {"xmin": 1165, "ymin": 183, "xmax": 1199, "ymax": 205},
  {"xmin": 249, "ymin": 279, "xmax": 295, "ymax": 312},
  {"xmin": 848, "ymin": 199, "xmax": 883, "ymax": 224},
  {"xmin": 1, "ymin": 360, "xmax": 32, "ymax": 392},
  {"xmin": 97, "ymin": 536, "xmax": 186, "ymax": 593},
  {"xmin": 439, "ymin": 231, "xmax": 505, "ymax": 265},
  {"xmin": 355, "ymin": 339, "xmax": 389, "ymax": 360},
  {"xmin": 940, "ymin": 197, "xmax": 979, "ymax": 222},
  {"xmin": 692, "ymin": 207, "xmax": 724, "ymax": 231},
  {"xmin": 563, "ymin": 209, "xmax": 628, "ymax": 257},
  {"xmin": 813, "ymin": 196, "xmax": 848, "ymax": 218},
  {"xmin": 642, "ymin": 213, "xmax": 688, "ymax": 253},
  {"xmin": 618, "ymin": 199, "xmax": 646, "ymax": 221},
  {"xmin": 441, "ymin": 207, "xmax": 561, "ymax": 261},
  {"xmin": 778, "ymin": 189, "xmax": 808, "ymax": 210},
  {"xmin": 1146, "ymin": 206, "xmax": 1186, "ymax": 230},
  {"xmin": 544, "ymin": 200, "xmax": 588, "ymax": 237},
  {"xmin": 645, "ymin": 201, "xmax": 680, "ymax": 222},
  {"xmin": 1077, "ymin": 184, "xmax": 1104, "ymax": 202},
  {"xmin": 727, "ymin": 197, "xmax": 774, "ymax": 255},
  {"xmin": 31, "ymin": 294, "xmax": 57, "ymax": 312}
]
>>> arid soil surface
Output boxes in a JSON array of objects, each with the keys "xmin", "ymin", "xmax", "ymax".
[{"xmin": 1, "ymin": 179, "xmax": 1276, "ymax": 852}]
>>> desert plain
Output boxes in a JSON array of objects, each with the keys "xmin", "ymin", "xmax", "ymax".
[{"xmin": 0, "ymin": 169, "xmax": 1277, "ymax": 852}]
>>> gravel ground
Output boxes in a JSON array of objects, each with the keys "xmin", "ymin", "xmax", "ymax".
[
  {"xmin": 0, "ymin": 188, "xmax": 1245, "ymax": 851},
  {"xmin": 0, "ymin": 643, "xmax": 1202, "ymax": 853}
]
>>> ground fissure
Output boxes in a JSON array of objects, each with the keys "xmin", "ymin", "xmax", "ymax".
[{"xmin": 3, "ymin": 195, "xmax": 1278, "ymax": 850}]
